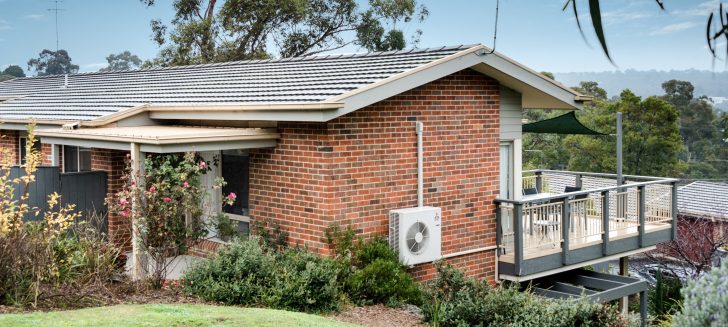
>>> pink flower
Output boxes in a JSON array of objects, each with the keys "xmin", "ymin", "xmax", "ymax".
[
  {"xmin": 199, "ymin": 161, "xmax": 207, "ymax": 169},
  {"xmin": 227, "ymin": 192, "xmax": 237, "ymax": 200},
  {"xmin": 183, "ymin": 181, "xmax": 189, "ymax": 188},
  {"xmin": 120, "ymin": 211, "xmax": 129, "ymax": 217},
  {"xmin": 149, "ymin": 186, "xmax": 156, "ymax": 193},
  {"xmin": 120, "ymin": 198, "xmax": 128, "ymax": 206},
  {"xmin": 164, "ymin": 197, "xmax": 172, "ymax": 203}
]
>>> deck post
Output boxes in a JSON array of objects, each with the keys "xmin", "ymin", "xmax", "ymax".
[
  {"xmin": 638, "ymin": 185, "xmax": 646, "ymax": 247},
  {"xmin": 513, "ymin": 203, "xmax": 524, "ymax": 275},
  {"xmin": 496, "ymin": 203, "xmax": 503, "ymax": 255},
  {"xmin": 640, "ymin": 290, "xmax": 647, "ymax": 327},
  {"xmin": 671, "ymin": 181, "xmax": 678, "ymax": 240},
  {"xmin": 561, "ymin": 197, "xmax": 570, "ymax": 266},
  {"xmin": 601, "ymin": 190, "xmax": 610, "ymax": 256},
  {"xmin": 535, "ymin": 171, "xmax": 543, "ymax": 193}
]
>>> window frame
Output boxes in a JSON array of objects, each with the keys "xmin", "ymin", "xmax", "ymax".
[{"xmin": 62, "ymin": 145, "xmax": 92, "ymax": 173}]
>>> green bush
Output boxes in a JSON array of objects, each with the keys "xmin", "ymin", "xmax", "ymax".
[
  {"xmin": 672, "ymin": 261, "xmax": 728, "ymax": 326},
  {"xmin": 648, "ymin": 269, "xmax": 683, "ymax": 321},
  {"xmin": 347, "ymin": 258, "xmax": 422, "ymax": 306},
  {"xmin": 421, "ymin": 263, "xmax": 630, "ymax": 327},
  {"xmin": 326, "ymin": 229, "xmax": 422, "ymax": 307},
  {"xmin": 183, "ymin": 238, "xmax": 342, "ymax": 313}
]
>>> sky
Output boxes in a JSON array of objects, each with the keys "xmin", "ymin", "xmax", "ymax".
[{"xmin": 0, "ymin": 0, "xmax": 725, "ymax": 75}]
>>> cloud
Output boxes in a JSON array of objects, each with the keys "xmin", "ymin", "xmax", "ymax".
[
  {"xmin": 671, "ymin": 0, "xmax": 719, "ymax": 17},
  {"xmin": 601, "ymin": 10, "xmax": 653, "ymax": 25},
  {"xmin": 0, "ymin": 19, "xmax": 11, "ymax": 31},
  {"xmin": 649, "ymin": 22, "xmax": 699, "ymax": 35},
  {"xmin": 23, "ymin": 14, "xmax": 45, "ymax": 21}
]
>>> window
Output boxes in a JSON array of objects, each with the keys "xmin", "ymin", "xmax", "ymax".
[
  {"xmin": 221, "ymin": 150, "xmax": 250, "ymax": 236},
  {"xmin": 63, "ymin": 145, "xmax": 92, "ymax": 172},
  {"xmin": 199, "ymin": 150, "xmax": 251, "ymax": 240},
  {"xmin": 499, "ymin": 142, "xmax": 513, "ymax": 199},
  {"xmin": 18, "ymin": 136, "xmax": 41, "ymax": 166}
]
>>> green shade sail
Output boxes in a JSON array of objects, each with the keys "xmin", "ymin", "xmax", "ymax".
[{"xmin": 523, "ymin": 111, "xmax": 607, "ymax": 135}]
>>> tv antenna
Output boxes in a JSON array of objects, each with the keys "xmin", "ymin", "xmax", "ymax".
[{"xmin": 47, "ymin": 0, "xmax": 64, "ymax": 51}]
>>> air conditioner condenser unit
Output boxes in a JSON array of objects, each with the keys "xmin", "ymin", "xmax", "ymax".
[{"xmin": 389, "ymin": 206, "xmax": 442, "ymax": 265}]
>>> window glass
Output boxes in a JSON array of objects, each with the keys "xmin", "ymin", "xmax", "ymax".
[
  {"xmin": 221, "ymin": 150, "xmax": 249, "ymax": 216},
  {"xmin": 79, "ymin": 147, "xmax": 92, "ymax": 171},
  {"xmin": 63, "ymin": 145, "xmax": 79, "ymax": 172},
  {"xmin": 499, "ymin": 143, "xmax": 512, "ymax": 199},
  {"xmin": 19, "ymin": 137, "xmax": 26, "ymax": 165}
]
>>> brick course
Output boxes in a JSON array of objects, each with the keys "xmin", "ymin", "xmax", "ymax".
[{"xmin": 250, "ymin": 69, "xmax": 500, "ymax": 281}]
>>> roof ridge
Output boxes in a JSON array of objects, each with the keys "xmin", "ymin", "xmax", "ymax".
[{"xmin": 13, "ymin": 44, "xmax": 479, "ymax": 80}]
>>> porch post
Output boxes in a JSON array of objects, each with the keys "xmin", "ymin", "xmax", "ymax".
[
  {"xmin": 535, "ymin": 171, "xmax": 543, "ymax": 193},
  {"xmin": 130, "ymin": 142, "xmax": 145, "ymax": 280}
]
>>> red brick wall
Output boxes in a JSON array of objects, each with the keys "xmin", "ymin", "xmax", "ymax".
[
  {"xmin": 91, "ymin": 148, "xmax": 130, "ymax": 251},
  {"xmin": 250, "ymin": 69, "xmax": 500, "ymax": 281},
  {"xmin": 0, "ymin": 129, "xmax": 19, "ymax": 165},
  {"xmin": 41, "ymin": 143, "xmax": 54, "ymax": 166},
  {"xmin": 657, "ymin": 215, "xmax": 728, "ymax": 264}
]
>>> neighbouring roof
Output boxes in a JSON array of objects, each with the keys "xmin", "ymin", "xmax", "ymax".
[
  {"xmin": 0, "ymin": 46, "xmax": 470, "ymax": 121},
  {"xmin": 678, "ymin": 181, "xmax": 728, "ymax": 220}
]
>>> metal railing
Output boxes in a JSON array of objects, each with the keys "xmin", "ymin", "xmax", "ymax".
[{"xmin": 499, "ymin": 170, "xmax": 678, "ymax": 274}]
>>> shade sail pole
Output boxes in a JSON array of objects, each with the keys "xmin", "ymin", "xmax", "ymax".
[
  {"xmin": 616, "ymin": 111, "xmax": 628, "ymax": 313},
  {"xmin": 617, "ymin": 112, "xmax": 623, "ymax": 187}
]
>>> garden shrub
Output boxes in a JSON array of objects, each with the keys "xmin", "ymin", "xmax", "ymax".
[
  {"xmin": 347, "ymin": 258, "xmax": 422, "ymax": 306},
  {"xmin": 183, "ymin": 238, "xmax": 342, "ymax": 313},
  {"xmin": 648, "ymin": 268, "xmax": 683, "ymax": 322},
  {"xmin": 326, "ymin": 226, "xmax": 422, "ymax": 306},
  {"xmin": 672, "ymin": 261, "xmax": 728, "ymax": 326},
  {"xmin": 421, "ymin": 263, "xmax": 631, "ymax": 327},
  {"xmin": 346, "ymin": 238, "xmax": 421, "ymax": 306},
  {"xmin": 0, "ymin": 126, "xmax": 120, "ymax": 307}
]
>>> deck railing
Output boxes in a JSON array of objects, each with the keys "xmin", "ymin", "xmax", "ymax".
[{"xmin": 498, "ymin": 170, "xmax": 678, "ymax": 276}]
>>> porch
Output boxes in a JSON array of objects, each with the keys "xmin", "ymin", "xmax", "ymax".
[{"xmin": 496, "ymin": 170, "xmax": 678, "ymax": 280}]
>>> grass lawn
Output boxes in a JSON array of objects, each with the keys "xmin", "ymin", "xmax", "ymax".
[{"xmin": 0, "ymin": 304, "xmax": 357, "ymax": 327}]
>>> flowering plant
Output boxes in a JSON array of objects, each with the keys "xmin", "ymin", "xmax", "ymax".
[{"xmin": 108, "ymin": 152, "xmax": 235, "ymax": 286}]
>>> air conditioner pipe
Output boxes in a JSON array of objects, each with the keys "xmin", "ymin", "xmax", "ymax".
[{"xmin": 416, "ymin": 121, "xmax": 424, "ymax": 207}]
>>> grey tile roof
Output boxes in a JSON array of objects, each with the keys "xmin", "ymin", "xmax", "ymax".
[
  {"xmin": 0, "ymin": 45, "xmax": 475, "ymax": 121},
  {"xmin": 677, "ymin": 181, "xmax": 728, "ymax": 220}
]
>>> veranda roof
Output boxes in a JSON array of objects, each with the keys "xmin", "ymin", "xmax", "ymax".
[{"xmin": 36, "ymin": 126, "xmax": 279, "ymax": 153}]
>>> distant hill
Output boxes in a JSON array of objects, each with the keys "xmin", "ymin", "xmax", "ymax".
[{"xmin": 554, "ymin": 70, "xmax": 728, "ymax": 112}]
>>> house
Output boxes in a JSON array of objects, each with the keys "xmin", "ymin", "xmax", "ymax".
[
  {"xmin": 0, "ymin": 44, "xmax": 677, "ymax": 300},
  {"xmin": 669, "ymin": 181, "xmax": 728, "ymax": 266}
]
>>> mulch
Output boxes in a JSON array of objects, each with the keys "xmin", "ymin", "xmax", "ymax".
[{"xmin": 331, "ymin": 304, "xmax": 427, "ymax": 327}]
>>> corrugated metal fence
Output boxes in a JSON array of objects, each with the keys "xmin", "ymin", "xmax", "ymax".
[{"xmin": 7, "ymin": 166, "xmax": 107, "ymax": 227}]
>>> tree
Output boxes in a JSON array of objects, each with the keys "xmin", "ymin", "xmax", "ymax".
[
  {"xmin": 2, "ymin": 65, "xmax": 25, "ymax": 78},
  {"xmin": 563, "ymin": 90, "xmax": 685, "ymax": 177},
  {"xmin": 27, "ymin": 49, "xmax": 79, "ymax": 76},
  {"xmin": 573, "ymin": 81, "xmax": 607, "ymax": 101},
  {"xmin": 99, "ymin": 51, "xmax": 143, "ymax": 72},
  {"xmin": 540, "ymin": 71, "xmax": 555, "ymax": 80},
  {"xmin": 141, "ymin": 0, "xmax": 428, "ymax": 67},
  {"xmin": 661, "ymin": 80, "xmax": 694, "ymax": 108}
]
